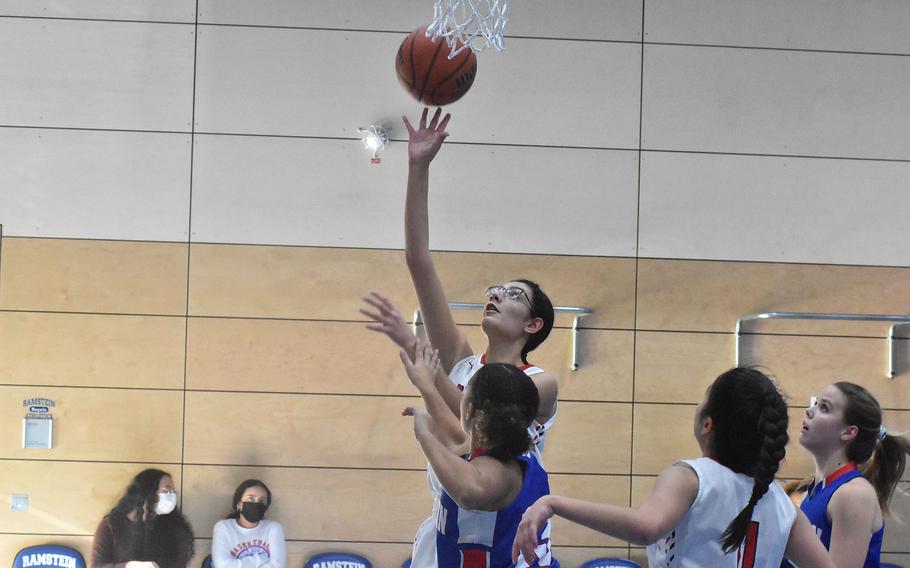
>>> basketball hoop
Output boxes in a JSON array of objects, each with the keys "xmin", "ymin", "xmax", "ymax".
[{"xmin": 427, "ymin": 0, "xmax": 509, "ymax": 59}]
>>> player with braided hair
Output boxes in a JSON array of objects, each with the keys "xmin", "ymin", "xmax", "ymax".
[
  {"xmin": 788, "ymin": 381, "xmax": 910, "ymax": 567},
  {"xmin": 513, "ymin": 368, "xmax": 835, "ymax": 568}
]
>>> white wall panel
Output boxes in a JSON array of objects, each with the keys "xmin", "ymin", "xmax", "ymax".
[
  {"xmin": 197, "ymin": 0, "xmax": 642, "ymax": 42},
  {"xmin": 647, "ymin": 1, "xmax": 910, "ymax": 54},
  {"xmin": 194, "ymin": 26, "xmax": 641, "ymax": 148},
  {"xmin": 191, "ymin": 134, "xmax": 638, "ymax": 255},
  {"xmin": 642, "ymin": 44, "xmax": 910, "ymax": 160},
  {"xmin": 638, "ymin": 152, "xmax": 910, "ymax": 265},
  {"xmin": 0, "ymin": 128, "xmax": 190, "ymax": 240},
  {"xmin": 0, "ymin": 1, "xmax": 194, "ymax": 22},
  {"xmin": 0, "ymin": 18, "xmax": 194, "ymax": 131}
]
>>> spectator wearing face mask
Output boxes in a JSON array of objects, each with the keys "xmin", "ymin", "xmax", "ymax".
[
  {"xmin": 211, "ymin": 480, "xmax": 285, "ymax": 568},
  {"xmin": 92, "ymin": 468, "xmax": 195, "ymax": 568}
]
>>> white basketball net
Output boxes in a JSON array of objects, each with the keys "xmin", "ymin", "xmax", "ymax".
[{"xmin": 427, "ymin": 0, "xmax": 510, "ymax": 59}]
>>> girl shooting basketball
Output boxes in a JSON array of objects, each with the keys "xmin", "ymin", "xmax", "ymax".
[
  {"xmin": 513, "ymin": 368, "xmax": 835, "ymax": 568},
  {"xmin": 401, "ymin": 341, "xmax": 558, "ymax": 567},
  {"xmin": 791, "ymin": 382, "xmax": 910, "ymax": 567},
  {"xmin": 360, "ymin": 107, "xmax": 559, "ymax": 566}
]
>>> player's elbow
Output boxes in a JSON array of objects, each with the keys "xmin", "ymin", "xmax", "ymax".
[
  {"xmin": 449, "ymin": 482, "xmax": 494, "ymax": 511},
  {"xmin": 628, "ymin": 514, "xmax": 667, "ymax": 545},
  {"xmin": 405, "ymin": 248, "xmax": 432, "ymax": 270}
]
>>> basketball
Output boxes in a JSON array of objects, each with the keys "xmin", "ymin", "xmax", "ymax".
[{"xmin": 395, "ymin": 26, "xmax": 477, "ymax": 106}]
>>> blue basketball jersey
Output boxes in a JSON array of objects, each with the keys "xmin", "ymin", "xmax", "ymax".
[
  {"xmin": 800, "ymin": 463, "xmax": 883, "ymax": 568},
  {"xmin": 435, "ymin": 452, "xmax": 558, "ymax": 568}
]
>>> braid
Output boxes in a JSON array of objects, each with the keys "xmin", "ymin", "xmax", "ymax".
[{"xmin": 721, "ymin": 388, "xmax": 789, "ymax": 552}]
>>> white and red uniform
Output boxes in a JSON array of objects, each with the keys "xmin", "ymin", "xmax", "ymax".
[
  {"xmin": 647, "ymin": 458, "xmax": 797, "ymax": 568},
  {"xmin": 411, "ymin": 354, "xmax": 557, "ymax": 568}
]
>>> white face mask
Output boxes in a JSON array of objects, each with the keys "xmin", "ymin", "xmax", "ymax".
[{"xmin": 156, "ymin": 492, "xmax": 178, "ymax": 515}]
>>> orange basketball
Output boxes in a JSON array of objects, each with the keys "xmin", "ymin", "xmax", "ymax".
[{"xmin": 395, "ymin": 27, "xmax": 477, "ymax": 106}]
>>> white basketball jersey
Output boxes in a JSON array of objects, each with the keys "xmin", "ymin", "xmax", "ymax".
[{"xmin": 647, "ymin": 457, "xmax": 797, "ymax": 568}]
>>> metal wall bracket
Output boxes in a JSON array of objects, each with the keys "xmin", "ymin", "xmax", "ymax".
[
  {"xmin": 735, "ymin": 311, "xmax": 910, "ymax": 379},
  {"xmin": 413, "ymin": 303, "xmax": 594, "ymax": 370}
]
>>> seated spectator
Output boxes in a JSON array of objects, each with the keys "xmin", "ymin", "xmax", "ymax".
[
  {"xmin": 92, "ymin": 468, "xmax": 194, "ymax": 568},
  {"xmin": 212, "ymin": 480, "xmax": 286, "ymax": 568}
]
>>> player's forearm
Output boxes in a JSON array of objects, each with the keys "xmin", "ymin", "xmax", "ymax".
[
  {"xmin": 404, "ymin": 164, "xmax": 432, "ymax": 266},
  {"xmin": 416, "ymin": 432, "xmax": 485, "ymax": 509},
  {"xmin": 415, "ymin": 380, "xmax": 466, "ymax": 447},
  {"xmin": 433, "ymin": 367, "xmax": 464, "ymax": 416},
  {"xmin": 547, "ymin": 495, "xmax": 657, "ymax": 545}
]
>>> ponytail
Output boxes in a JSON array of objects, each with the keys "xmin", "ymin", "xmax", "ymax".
[
  {"xmin": 835, "ymin": 382, "xmax": 910, "ymax": 513},
  {"xmin": 467, "ymin": 363, "xmax": 539, "ymax": 462},
  {"xmin": 862, "ymin": 431, "xmax": 910, "ymax": 514}
]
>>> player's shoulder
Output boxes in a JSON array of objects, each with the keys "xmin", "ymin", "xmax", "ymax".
[{"xmin": 831, "ymin": 475, "xmax": 877, "ymax": 504}]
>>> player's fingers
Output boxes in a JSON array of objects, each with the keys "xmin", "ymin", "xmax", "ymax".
[
  {"xmin": 358, "ymin": 307, "xmax": 383, "ymax": 320},
  {"xmin": 402, "ymin": 115, "xmax": 415, "ymax": 134},
  {"xmin": 429, "ymin": 107, "xmax": 442, "ymax": 129},
  {"xmin": 438, "ymin": 113, "xmax": 451, "ymax": 132},
  {"xmin": 400, "ymin": 349, "xmax": 416, "ymax": 367}
]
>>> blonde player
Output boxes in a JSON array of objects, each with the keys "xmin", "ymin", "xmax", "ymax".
[{"xmin": 791, "ymin": 382, "xmax": 910, "ymax": 567}]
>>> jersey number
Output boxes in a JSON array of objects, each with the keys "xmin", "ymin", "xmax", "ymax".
[{"xmin": 740, "ymin": 521, "xmax": 759, "ymax": 568}]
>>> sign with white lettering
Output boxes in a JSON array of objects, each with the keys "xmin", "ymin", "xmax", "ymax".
[{"xmin": 304, "ymin": 553, "xmax": 373, "ymax": 568}]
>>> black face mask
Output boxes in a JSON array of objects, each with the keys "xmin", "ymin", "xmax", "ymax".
[{"xmin": 239, "ymin": 501, "xmax": 266, "ymax": 523}]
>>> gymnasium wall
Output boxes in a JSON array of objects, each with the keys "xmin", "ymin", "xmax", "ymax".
[{"xmin": 1, "ymin": 1, "xmax": 909, "ymax": 566}]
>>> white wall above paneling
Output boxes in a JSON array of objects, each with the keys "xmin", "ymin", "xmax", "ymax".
[
  {"xmin": 193, "ymin": 25, "xmax": 641, "ymax": 148},
  {"xmin": 197, "ymin": 0, "xmax": 643, "ymax": 42},
  {"xmin": 642, "ymin": 44, "xmax": 910, "ymax": 160},
  {"xmin": 191, "ymin": 134, "xmax": 639, "ymax": 255},
  {"xmin": 0, "ymin": 128, "xmax": 190, "ymax": 241},
  {"xmin": 646, "ymin": 0, "xmax": 910, "ymax": 54},
  {"xmin": 638, "ymin": 151, "xmax": 910, "ymax": 266},
  {"xmin": 0, "ymin": 1, "xmax": 195, "ymax": 22},
  {"xmin": 0, "ymin": 18, "xmax": 194, "ymax": 131}
]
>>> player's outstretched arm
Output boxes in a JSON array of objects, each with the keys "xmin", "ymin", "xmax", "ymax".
[
  {"xmin": 401, "ymin": 340, "xmax": 466, "ymax": 447},
  {"xmin": 404, "ymin": 406, "xmax": 509, "ymax": 511},
  {"xmin": 361, "ymin": 290, "xmax": 418, "ymax": 359},
  {"xmin": 402, "ymin": 108, "xmax": 472, "ymax": 373},
  {"xmin": 513, "ymin": 464, "xmax": 698, "ymax": 563}
]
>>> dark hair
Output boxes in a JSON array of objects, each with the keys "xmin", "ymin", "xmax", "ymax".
[
  {"xmin": 514, "ymin": 279, "xmax": 554, "ymax": 365},
  {"xmin": 701, "ymin": 368, "xmax": 789, "ymax": 553},
  {"xmin": 834, "ymin": 381, "xmax": 910, "ymax": 514},
  {"xmin": 110, "ymin": 468, "xmax": 172, "ymax": 519},
  {"xmin": 466, "ymin": 363, "xmax": 540, "ymax": 461},
  {"xmin": 106, "ymin": 468, "xmax": 194, "ymax": 568},
  {"xmin": 226, "ymin": 479, "xmax": 273, "ymax": 519}
]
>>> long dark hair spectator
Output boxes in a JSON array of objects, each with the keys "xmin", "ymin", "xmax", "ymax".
[
  {"xmin": 110, "ymin": 468, "xmax": 171, "ymax": 519},
  {"xmin": 467, "ymin": 363, "xmax": 540, "ymax": 461},
  {"xmin": 701, "ymin": 368, "xmax": 790, "ymax": 553}
]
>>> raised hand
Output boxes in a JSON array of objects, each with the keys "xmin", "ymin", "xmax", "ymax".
[
  {"xmin": 402, "ymin": 107, "xmax": 451, "ymax": 167},
  {"xmin": 399, "ymin": 339, "xmax": 442, "ymax": 391},
  {"xmin": 361, "ymin": 290, "xmax": 417, "ymax": 354},
  {"xmin": 403, "ymin": 405, "xmax": 436, "ymax": 438}
]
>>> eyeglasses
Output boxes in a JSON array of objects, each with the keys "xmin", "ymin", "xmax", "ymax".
[{"xmin": 484, "ymin": 285, "xmax": 532, "ymax": 308}]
